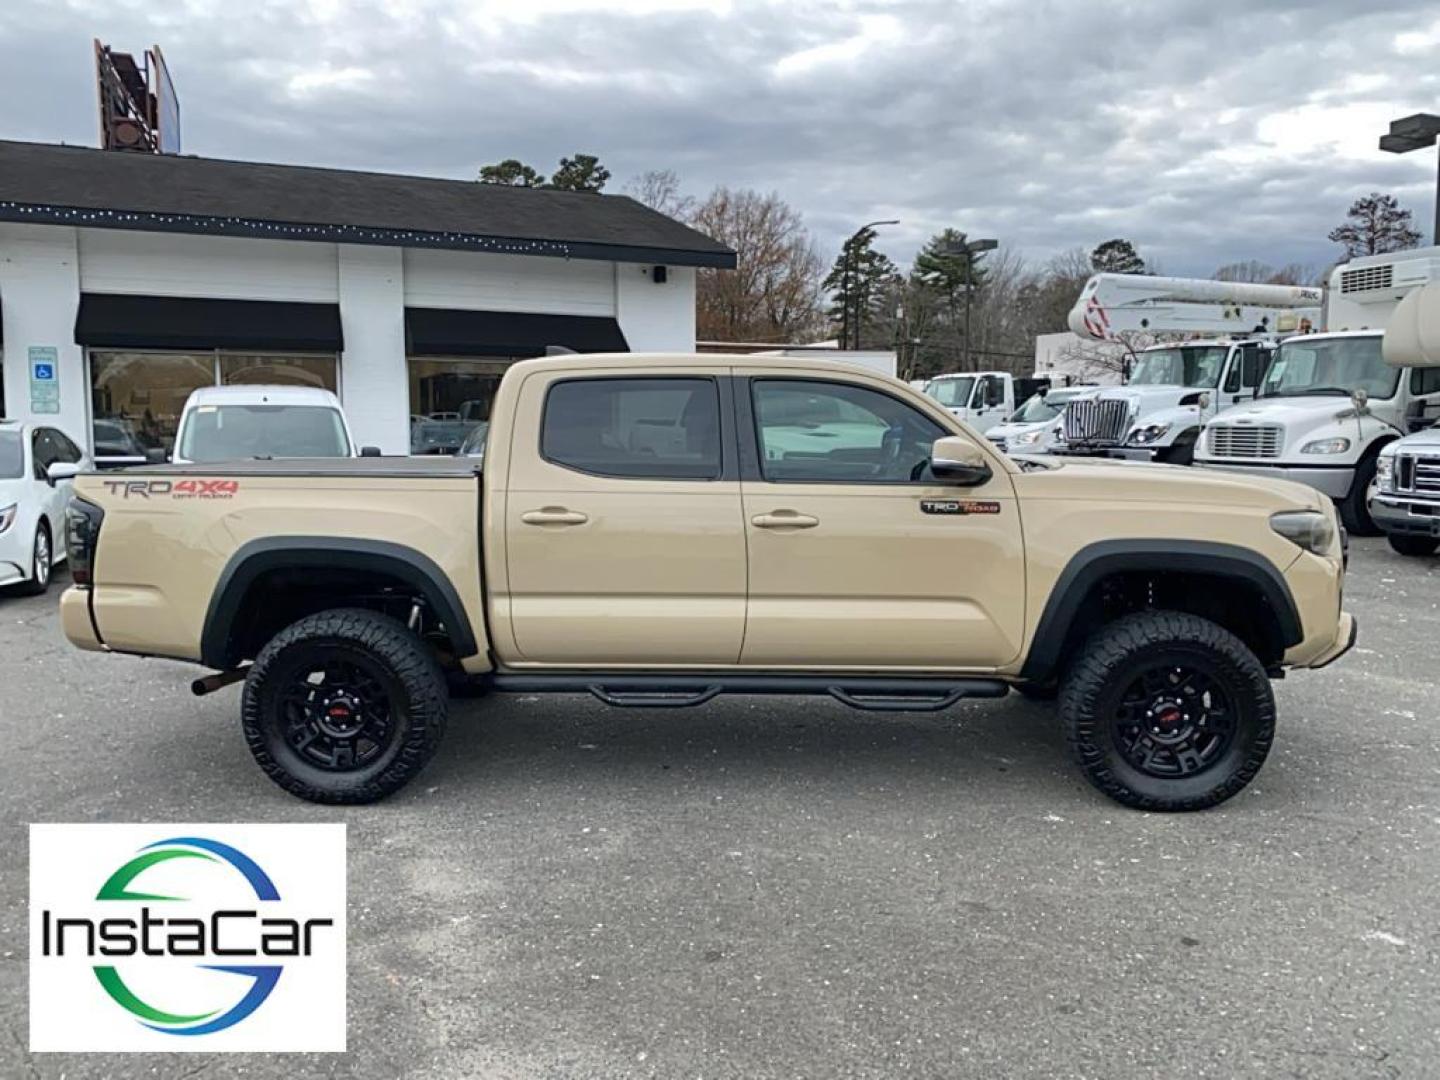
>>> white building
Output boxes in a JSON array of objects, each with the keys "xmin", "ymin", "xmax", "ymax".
[{"xmin": 0, "ymin": 140, "xmax": 734, "ymax": 460}]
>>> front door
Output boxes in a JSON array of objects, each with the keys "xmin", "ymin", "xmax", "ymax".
[
  {"xmin": 737, "ymin": 374, "xmax": 1026, "ymax": 670},
  {"xmin": 502, "ymin": 368, "xmax": 747, "ymax": 666}
]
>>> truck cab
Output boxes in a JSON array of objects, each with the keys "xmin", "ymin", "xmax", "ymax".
[
  {"xmin": 924, "ymin": 372, "xmax": 1045, "ymax": 434},
  {"xmin": 1052, "ymin": 338, "xmax": 1272, "ymax": 464}
]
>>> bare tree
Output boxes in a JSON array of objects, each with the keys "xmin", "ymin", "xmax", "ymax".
[
  {"xmin": 689, "ymin": 187, "xmax": 824, "ymax": 343},
  {"xmin": 1213, "ymin": 260, "xmax": 1316, "ymax": 285},
  {"xmin": 623, "ymin": 169, "xmax": 695, "ymax": 220}
]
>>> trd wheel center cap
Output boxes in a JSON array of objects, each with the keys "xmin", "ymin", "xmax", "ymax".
[{"xmin": 317, "ymin": 694, "xmax": 364, "ymax": 737}]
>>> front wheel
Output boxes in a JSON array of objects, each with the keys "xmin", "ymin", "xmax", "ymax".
[
  {"xmin": 1339, "ymin": 454, "xmax": 1380, "ymax": 536},
  {"xmin": 241, "ymin": 608, "xmax": 448, "ymax": 804},
  {"xmin": 15, "ymin": 523, "xmax": 52, "ymax": 596},
  {"xmin": 1059, "ymin": 611, "xmax": 1275, "ymax": 811},
  {"xmin": 1387, "ymin": 534, "xmax": 1439, "ymax": 557}
]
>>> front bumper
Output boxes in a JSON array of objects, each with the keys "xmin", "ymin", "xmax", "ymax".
[
  {"xmin": 1308, "ymin": 611, "xmax": 1357, "ymax": 670},
  {"xmin": 1195, "ymin": 461, "xmax": 1355, "ymax": 500},
  {"xmin": 1050, "ymin": 445, "xmax": 1155, "ymax": 461},
  {"xmin": 1370, "ymin": 494, "xmax": 1440, "ymax": 537}
]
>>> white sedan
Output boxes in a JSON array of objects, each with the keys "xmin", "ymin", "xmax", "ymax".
[{"xmin": 0, "ymin": 421, "xmax": 87, "ymax": 595}]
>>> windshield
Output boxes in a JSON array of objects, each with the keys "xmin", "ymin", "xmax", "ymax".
[
  {"xmin": 1009, "ymin": 390, "xmax": 1082, "ymax": 423},
  {"xmin": 179, "ymin": 405, "xmax": 351, "ymax": 462},
  {"xmin": 0, "ymin": 431, "xmax": 22, "ymax": 479},
  {"xmin": 1129, "ymin": 347, "xmax": 1227, "ymax": 388},
  {"xmin": 926, "ymin": 377, "xmax": 975, "ymax": 407},
  {"xmin": 1262, "ymin": 336, "xmax": 1399, "ymax": 399}
]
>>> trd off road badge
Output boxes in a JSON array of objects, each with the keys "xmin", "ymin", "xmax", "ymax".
[
  {"xmin": 29, "ymin": 824, "xmax": 346, "ymax": 1052},
  {"xmin": 920, "ymin": 498, "xmax": 1002, "ymax": 516}
]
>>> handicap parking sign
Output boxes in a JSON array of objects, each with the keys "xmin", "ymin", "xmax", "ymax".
[{"xmin": 28, "ymin": 346, "xmax": 60, "ymax": 414}]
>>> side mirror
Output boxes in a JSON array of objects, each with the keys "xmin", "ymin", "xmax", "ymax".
[
  {"xmin": 144, "ymin": 447, "xmax": 168, "ymax": 465},
  {"xmin": 1350, "ymin": 388, "xmax": 1369, "ymax": 413},
  {"xmin": 46, "ymin": 462, "xmax": 80, "ymax": 485},
  {"xmin": 930, "ymin": 436, "xmax": 993, "ymax": 486},
  {"xmin": 359, "ymin": 446, "xmax": 381, "ymax": 458}
]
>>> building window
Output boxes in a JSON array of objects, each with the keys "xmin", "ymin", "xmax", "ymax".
[
  {"xmin": 408, "ymin": 357, "xmax": 515, "ymax": 455},
  {"xmin": 89, "ymin": 349, "xmax": 338, "ymax": 465}
]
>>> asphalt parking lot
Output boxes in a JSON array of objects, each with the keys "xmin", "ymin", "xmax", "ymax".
[{"xmin": 1, "ymin": 539, "xmax": 1437, "ymax": 1079}]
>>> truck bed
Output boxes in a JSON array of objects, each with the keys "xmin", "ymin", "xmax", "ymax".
[{"xmin": 117, "ymin": 456, "xmax": 482, "ymax": 478}]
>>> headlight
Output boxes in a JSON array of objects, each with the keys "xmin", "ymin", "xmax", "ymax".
[
  {"xmin": 1376, "ymin": 455, "xmax": 1395, "ymax": 489},
  {"xmin": 1270, "ymin": 510, "xmax": 1336, "ymax": 555},
  {"xmin": 1300, "ymin": 437, "xmax": 1350, "ymax": 454},
  {"xmin": 1126, "ymin": 422, "xmax": 1170, "ymax": 446},
  {"xmin": 0, "ymin": 504, "xmax": 16, "ymax": 535}
]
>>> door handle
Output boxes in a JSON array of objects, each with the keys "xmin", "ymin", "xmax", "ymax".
[
  {"xmin": 521, "ymin": 508, "xmax": 589, "ymax": 526},
  {"xmin": 751, "ymin": 511, "xmax": 819, "ymax": 529}
]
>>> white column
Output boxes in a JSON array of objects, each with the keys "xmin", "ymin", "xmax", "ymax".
[
  {"xmin": 336, "ymin": 245, "xmax": 409, "ymax": 454},
  {"xmin": 0, "ymin": 224, "xmax": 86, "ymax": 446},
  {"xmin": 614, "ymin": 263, "xmax": 696, "ymax": 352}
]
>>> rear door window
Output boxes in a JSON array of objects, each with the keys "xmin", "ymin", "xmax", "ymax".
[{"xmin": 541, "ymin": 377, "xmax": 722, "ymax": 480}]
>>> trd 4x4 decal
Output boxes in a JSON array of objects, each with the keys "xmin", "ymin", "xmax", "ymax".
[
  {"xmin": 102, "ymin": 479, "xmax": 240, "ymax": 500},
  {"xmin": 920, "ymin": 499, "xmax": 1001, "ymax": 516}
]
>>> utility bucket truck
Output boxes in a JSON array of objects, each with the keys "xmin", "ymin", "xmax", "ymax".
[
  {"xmin": 1057, "ymin": 275, "xmax": 1323, "ymax": 464},
  {"xmin": 1197, "ymin": 248, "xmax": 1440, "ymax": 535}
]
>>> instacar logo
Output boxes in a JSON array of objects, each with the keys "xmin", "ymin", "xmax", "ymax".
[{"xmin": 30, "ymin": 824, "xmax": 346, "ymax": 1052}]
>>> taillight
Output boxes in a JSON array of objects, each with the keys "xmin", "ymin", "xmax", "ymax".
[{"xmin": 65, "ymin": 498, "xmax": 104, "ymax": 586}]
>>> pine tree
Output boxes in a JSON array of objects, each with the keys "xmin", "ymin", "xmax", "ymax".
[
  {"xmin": 1089, "ymin": 238, "xmax": 1146, "ymax": 275},
  {"xmin": 477, "ymin": 159, "xmax": 544, "ymax": 187},
  {"xmin": 1328, "ymin": 193, "xmax": 1422, "ymax": 258},
  {"xmin": 823, "ymin": 228, "xmax": 899, "ymax": 349}
]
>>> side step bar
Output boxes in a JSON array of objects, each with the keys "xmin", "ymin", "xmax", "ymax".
[{"xmin": 487, "ymin": 673, "xmax": 1009, "ymax": 713}]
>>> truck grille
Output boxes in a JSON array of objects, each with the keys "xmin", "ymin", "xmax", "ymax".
[
  {"xmin": 1394, "ymin": 453, "xmax": 1440, "ymax": 496},
  {"xmin": 1063, "ymin": 399, "xmax": 1129, "ymax": 445},
  {"xmin": 1205, "ymin": 423, "xmax": 1283, "ymax": 459},
  {"xmin": 1339, "ymin": 263, "xmax": 1393, "ymax": 294}
]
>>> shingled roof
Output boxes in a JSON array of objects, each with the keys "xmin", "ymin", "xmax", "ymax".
[{"xmin": 0, "ymin": 140, "xmax": 736, "ymax": 269}]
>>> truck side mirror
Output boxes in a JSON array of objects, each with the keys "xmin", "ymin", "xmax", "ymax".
[{"xmin": 930, "ymin": 437, "xmax": 993, "ymax": 486}]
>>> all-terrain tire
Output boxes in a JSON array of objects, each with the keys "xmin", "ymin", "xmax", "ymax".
[
  {"xmin": 1339, "ymin": 452, "xmax": 1380, "ymax": 537},
  {"xmin": 242, "ymin": 608, "xmax": 448, "ymax": 804},
  {"xmin": 14, "ymin": 521, "xmax": 52, "ymax": 596},
  {"xmin": 1059, "ymin": 611, "xmax": 1275, "ymax": 812},
  {"xmin": 1387, "ymin": 534, "xmax": 1439, "ymax": 557}
]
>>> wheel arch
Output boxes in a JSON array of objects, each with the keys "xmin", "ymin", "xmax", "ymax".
[
  {"xmin": 1019, "ymin": 540, "xmax": 1303, "ymax": 684},
  {"xmin": 201, "ymin": 537, "xmax": 479, "ymax": 670}
]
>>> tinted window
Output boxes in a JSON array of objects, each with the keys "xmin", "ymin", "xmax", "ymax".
[
  {"xmin": 0, "ymin": 432, "xmax": 22, "ymax": 479},
  {"xmin": 51, "ymin": 430, "xmax": 83, "ymax": 463},
  {"xmin": 542, "ymin": 378, "xmax": 722, "ymax": 480},
  {"xmin": 1411, "ymin": 367, "xmax": 1440, "ymax": 396},
  {"xmin": 753, "ymin": 379, "xmax": 946, "ymax": 483},
  {"xmin": 179, "ymin": 405, "xmax": 351, "ymax": 462},
  {"xmin": 33, "ymin": 430, "xmax": 61, "ymax": 476}
]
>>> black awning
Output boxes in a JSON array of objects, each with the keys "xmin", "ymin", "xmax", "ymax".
[
  {"xmin": 405, "ymin": 308, "xmax": 628, "ymax": 358},
  {"xmin": 74, "ymin": 293, "xmax": 343, "ymax": 352}
]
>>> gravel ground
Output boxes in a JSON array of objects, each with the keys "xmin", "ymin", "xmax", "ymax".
[{"xmin": 1, "ymin": 538, "xmax": 1436, "ymax": 1078}]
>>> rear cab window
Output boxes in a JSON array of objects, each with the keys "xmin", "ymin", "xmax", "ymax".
[{"xmin": 541, "ymin": 377, "xmax": 722, "ymax": 480}]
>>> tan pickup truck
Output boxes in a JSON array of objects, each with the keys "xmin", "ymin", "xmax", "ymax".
[{"xmin": 60, "ymin": 353, "xmax": 1356, "ymax": 811}]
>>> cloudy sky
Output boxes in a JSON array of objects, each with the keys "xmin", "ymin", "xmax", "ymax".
[{"xmin": 2, "ymin": 0, "xmax": 1438, "ymax": 276}]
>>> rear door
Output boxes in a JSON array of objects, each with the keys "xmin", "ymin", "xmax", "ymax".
[
  {"xmin": 736, "ymin": 373, "xmax": 1026, "ymax": 669},
  {"xmin": 501, "ymin": 368, "xmax": 747, "ymax": 665}
]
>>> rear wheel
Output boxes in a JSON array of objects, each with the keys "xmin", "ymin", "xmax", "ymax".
[
  {"xmin": 1339, "ymin": 453, "xmax": 1380, "ymax": 536},
  {"xmin": 1060, "ymin": 611, "xmax": 1274, "ymax": 811},
  {"xmin": 242, "ymin": 608, "xmax": 448, "ymax": 804},
  {"xmin": 15, "ymin": 522, "xmax": 52, "ymax": 596},
  {"xmin": 1387, "ymin": 534, "xmax": 1439, "ymax": 557}
]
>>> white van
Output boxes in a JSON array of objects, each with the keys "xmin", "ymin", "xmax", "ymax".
[{"xmin": 172, "ymin": 386, "xmax": 361, "ymax": 464}]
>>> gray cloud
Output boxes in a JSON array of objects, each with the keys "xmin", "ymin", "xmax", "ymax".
[{"xmin": 3, "ymin": 0, "xmax": 1438, "ymax": 276}]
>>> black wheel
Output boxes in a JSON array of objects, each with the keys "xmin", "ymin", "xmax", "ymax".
[
  {"xmin": 1387, "ymin": 534, "xmax": 1438, "ymax": 557},
  {"xmin": 1157, "ymin": 433, "xmax": 1197, "ymax": 466},
  {"xmin": 1059, "ymin": 611, "xmax": 1275, "ymax": 812},
  {"xmin": 242, "ymin": 608, "xmax": 448, "ymax": 804},
  {"xmin": 1339, "ymin": 453, "xmax": 1380, "ymax": 536},
  {"xmin": 15, "ymin": 521, "xmax": 52, "ymax": 596}
]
